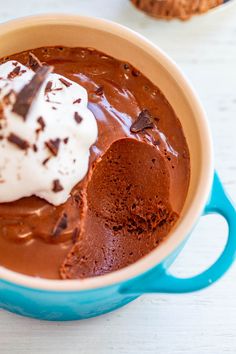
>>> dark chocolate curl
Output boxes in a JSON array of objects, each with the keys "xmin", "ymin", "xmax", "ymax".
[
  {"xmin": 130, "ymin": 109, "xmax": 154, "ymax": 133},
  {"xmin": 12, "ymin": 65, "xmax": 53, "ymax": 120}
]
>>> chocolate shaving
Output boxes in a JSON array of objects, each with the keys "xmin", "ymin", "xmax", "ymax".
[
  {"xmin": 45, "ymin": 80, "xmax": 53, "ymax": 93},
  {"xmin": 95, "ymin": 86, "xmax": 104, "ymax": 96},
  {"xmin": 63, "ymin": 137, "xmax": 69, "ymax": 144},
  {"xmin": 45, "ymin": 138, "xmax": 61, "ymax": 156},
  {"xmin": 74, "ymin": 112, "xmax": 83, "ymax": 124},
  {"xmin": 73, "ymin": 98, "xmax": 81, "ymax": 104},
  {"xmin": 0, "ymin": 104, "xmax": 4, "ymax": 120},
  {"xmin": 28, "ymin": 53, "xmax": 43, "ymax": 71},
  {"xmin": 72, "ymin": 227, "xmax": 80, "ymax": 244},
  {"xmin": 59, "ymin": 78, "xmax": 72, "ymax": 87},
  {"xmin": 37, "ymin": 116, "xmax": 46, "ymax": 131},
  {"xmin": 8, "ymin": 66, "xmax": 21, "ymax": 79},
  {"xmin": 12, "ymin": 65, "xmax": 53, "ymax": 120},
  {"xmin": 7, "ymin": 133, "xmax": 29, "ymax": 150},
  {"xmin": 42, "ymin": 157, "xmax": 50, "ymax": 165},
  {"xmin": 130, "ymin": 109, "xmax": 154, "ymax": 133},
  {"xmin": 52, "ymin": 179, "xmax": 64, "ymax": 193},
  {"xmin": 132, "ymin": 69, "xmax": 140, "ymax": 77},
  {"xmin": 32, "ymin": 144, "xmax": 38, "ymax": 152},
  {"xmin": 52, "ymin": 213, "xmax": 68, "ymax": 237}
]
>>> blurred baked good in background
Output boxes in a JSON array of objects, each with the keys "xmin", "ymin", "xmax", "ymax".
[{"xmin": 130, "ymin": 0, "xmax": 224, "ymax": 20}]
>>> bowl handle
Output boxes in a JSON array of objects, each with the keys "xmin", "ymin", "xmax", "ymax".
[{"xmin": 120, "ymin": 172, "xmax": 236, "ymax": 295}]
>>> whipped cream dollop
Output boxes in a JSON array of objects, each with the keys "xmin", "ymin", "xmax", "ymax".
[{"xmin": 0, "ymin": 59, "xmax": 98, "ymax": 205}]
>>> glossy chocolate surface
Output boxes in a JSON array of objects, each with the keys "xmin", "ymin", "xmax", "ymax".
[{"xmin": 0, "ymin": 47, "xmax": 190, "ymax": 279}]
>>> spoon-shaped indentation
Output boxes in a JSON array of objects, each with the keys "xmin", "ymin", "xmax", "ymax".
[{"xmin": 61, "ymin": 138, "xmax": 178, "ymax": 279}]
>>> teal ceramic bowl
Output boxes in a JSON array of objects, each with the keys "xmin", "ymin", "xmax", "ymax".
[{"xmin": 0, "ymin": 15, "xmax": 235, "ymax": 321}]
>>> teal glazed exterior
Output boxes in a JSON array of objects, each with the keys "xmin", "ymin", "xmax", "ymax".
[{"xmin": 0, "ymin": 173, "xmax": 235, "ymax": 321}]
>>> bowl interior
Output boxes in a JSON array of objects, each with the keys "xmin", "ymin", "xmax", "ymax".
[{"xmin": 0, "ymin": 15, "xmax": 213, "ymax": 290}]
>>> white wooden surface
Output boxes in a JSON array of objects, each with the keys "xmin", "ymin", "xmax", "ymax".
[{"xmin": 1, "ymin": 1, "xmax": 236, "ymax": 353}]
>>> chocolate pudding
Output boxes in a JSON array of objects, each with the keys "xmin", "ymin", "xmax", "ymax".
[{"xmin": 0, "ymin": 47, "xmax": 190, "ymax": 279}]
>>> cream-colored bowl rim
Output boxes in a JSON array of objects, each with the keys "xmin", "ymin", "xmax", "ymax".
[{"xmin": 0, "ymin": 14, "xmax": 214, "ymax": 292}]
